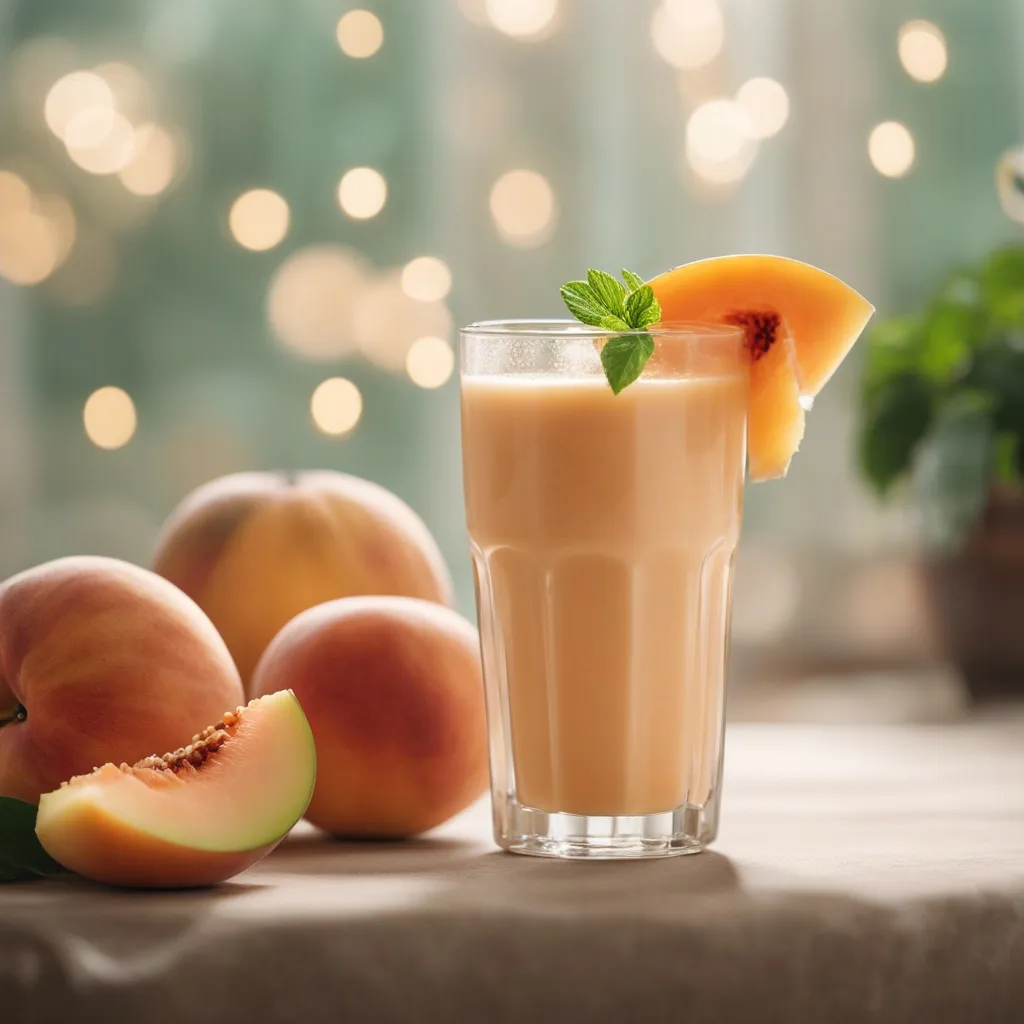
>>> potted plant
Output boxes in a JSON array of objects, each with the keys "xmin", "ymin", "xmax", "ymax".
[{"xmin": 858, "ymin": 244, "xmax": 1024, "ymax": 700}]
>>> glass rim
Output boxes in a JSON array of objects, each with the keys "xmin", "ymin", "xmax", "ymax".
[{"xmin": 460, "ymin": 318, "xmax": 745, "ymax": 340}]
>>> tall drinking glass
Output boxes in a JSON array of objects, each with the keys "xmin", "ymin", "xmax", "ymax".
[{"xmin": 460, "ymin": 320, "xmax": 749, "ymax": 858}]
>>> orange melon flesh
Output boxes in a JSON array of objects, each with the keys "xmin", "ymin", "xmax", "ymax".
[
  {"xmin": 36, "ymin": 689, "xmax": 315, "ymax": 888},
  {"xmin": 649, "ymin": 255, "xmax": 874, "ymax": 479}
]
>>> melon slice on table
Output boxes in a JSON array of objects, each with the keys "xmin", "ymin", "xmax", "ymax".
[
  {"xmin": 649, "ymin": 255, "xmax": 874, "ymax": 480},
  {"xmin": 36, "ymin": 689, "xmax": 316, "ymax": 888}
]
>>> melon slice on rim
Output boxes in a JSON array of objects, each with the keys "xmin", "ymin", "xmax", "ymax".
[
  {"xmin": 649, "ymin": 255, "xmax": 874, "ymax": 480},
  {"xmin": 36, "ymin": 689, "xmax": 316, "ymax": 888}
]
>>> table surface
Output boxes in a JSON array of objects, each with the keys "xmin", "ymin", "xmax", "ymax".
[{"xmin": 3, "ymin": 714, "xmax": 1024, "ymax": 1024}]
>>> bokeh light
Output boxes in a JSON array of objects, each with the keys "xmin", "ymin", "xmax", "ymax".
[
  {"xmin": 118, "ymin": 123, "xmax": 176, "ymax": 196},
  {"xmin": 489, "ymin": 169, "xmax": 556, "ymax": 246},
  {"xmin": 484, "ymin": 0, "xmax": 560, "ymax": 40},
  {"xmin": 229, "ymin": 188, "xmax": 290, "ymax": 251},
  {"xmin": 685, "ymin": 99, "xmax": 757, "ymax": 185},
  {"xmin": 353, "ymin": 269, "xmax": 452, "ymax": 371},
  {"xmin": 0, "ymin": 175, "xmax": 76, "ymax": 286},
  {"xmin": 94, "ymin": 62, "xmax": 150, "ymax": 120},
  {"xmin": 406, "ymin": 336, "xmax": 455, "ymax": 389},
  {"xmin": 311, "ymin": 378, "xmax": 363, "ymax": 436},
  {"xmin": 267, "ymin": 245, "xmax": 369, "ymax": 360},
  {"xmin": 457, "ymin": 0, "xmax": 490, "ymax": 26},
  {"xmin": 65, "ymin": 109, "xmax": 136, "ymax": 175},
  {"xmin": 44, "ymin": 70, "xmax": 113, "ymax": 138},
  {"xmin": 650, "ymin": 0, "xmax": 724, "ymax": 71},
  {"xmin": 868, "ymin": 121, "xmax": 915, "ymax": 178},
  {"xmin": 337, "ymin": 166, "xmax": 387, "ymax": 219},
  {"xmin": 898, "ymin": 20, "xmax": 947, "ymax": 84},
  {"xmin": 83, "ymin": 386, "xmax": 136, "ymax": 450},
  {"xmin": 336, "ymin": 9, "xmax": 384, "ymax": 58},
  {"xmin": 735, "ymin": 77, "xmax": 790, "ymax": 140},
  {"xmin": 401, "ymin": 256, "xmax": 452, "ymax": 302}
]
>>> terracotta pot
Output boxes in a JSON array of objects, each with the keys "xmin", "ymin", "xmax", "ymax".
[{"xmin": 922, "ymin": 487, "xmax": 1024, "ymax": 701}]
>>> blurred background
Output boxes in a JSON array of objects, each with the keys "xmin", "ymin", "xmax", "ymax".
[{"xmin": 0, "ymin": 0, "xmax": 1021, "ymax": 716}]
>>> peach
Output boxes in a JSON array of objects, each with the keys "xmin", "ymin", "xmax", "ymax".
[
  {"xmin": 250, "ymin": 596, "xmax": 487, "ymax": 838},
  {"xmin": 0, "ymin": 556, "xmax": 245, "ymax": 804},
  {"xmin": 152, "ymin": 471, "xmax": 453, "ymax": 692}
]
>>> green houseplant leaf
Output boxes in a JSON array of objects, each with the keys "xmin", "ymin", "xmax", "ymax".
[
  {"xmin": 859, "ymin": 372, "xmax": 934, "ymax": 495},
  {"xmin": 912, "ymin": 392, "xmax": 995, "ymax": 552}
]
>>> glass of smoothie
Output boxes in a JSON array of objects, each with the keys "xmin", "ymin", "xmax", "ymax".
[{"xmin": 460, "ymin": 320, "xmax": 749, "ymax": 858}]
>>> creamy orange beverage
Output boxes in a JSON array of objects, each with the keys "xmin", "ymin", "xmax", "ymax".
[
  {"xmin": 462, "ymin": 258, "xmax": 872, "ymax": 858},
  {"xmin": 461, "ymin": 319, "xmax": 749, "ymax": 855}
]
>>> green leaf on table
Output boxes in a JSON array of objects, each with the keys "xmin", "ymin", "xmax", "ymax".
[
  {"xmin": 600, "ymin": 333, "xmax": 655, "ymax": 395},
  {"xmin": 912, "ymin": 391, "xmax": 994, "ymax": 552},
  {"xmin": 0, "ymin": 796, "xmax": 67, "ymax": 882}
]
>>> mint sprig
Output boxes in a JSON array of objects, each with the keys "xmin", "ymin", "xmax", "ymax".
[
  {"xmin": 560, "ymin": 268, "xmax": 662, "ymax": 394},
  {"xmin": 0, "ymin": 796, "xmax": 67, "ymax": 882}
]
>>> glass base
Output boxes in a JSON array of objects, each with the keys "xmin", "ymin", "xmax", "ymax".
[{"xmin": 493, "ymin": 795, "xmax": 716, "ymax": 860}]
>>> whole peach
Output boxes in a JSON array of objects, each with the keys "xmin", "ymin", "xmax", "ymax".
[
  {"xmin": 152, "ymin": 471, "xmax": 453, "ymax": 692},
  {"xmin": 0, "ymin": 556, "xmax": 245, "ymax": 803},
  {"xmin": 250, "ymin": 596, "xmax": 487, "ymax": 838}
]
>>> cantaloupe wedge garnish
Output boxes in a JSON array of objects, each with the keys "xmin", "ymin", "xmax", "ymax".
[
  {"xmin": 36, "ymin": 690, "xmax": 316, "ymax": 888},
  {"xmin": 649, "ymin": 255, "xmax": 874, "ymax": 480}
]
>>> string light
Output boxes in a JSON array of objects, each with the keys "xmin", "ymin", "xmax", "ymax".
[
  {"xmin": 336, "ymin": 10, "xmax": 384, "ymax": 58},
  {"xmin": 83, "ymin": 386, "xmax": 136, "ymax": 449},
  {"xmin": 685, "ymin": 100, "xmax": 757, "ymax": 185},
  {"xmin": 119, "ymin": 123, "xmax": 176, "ymax": 196},
  {"xmin": 311, "ymin": 378, "xmax": 363, "ymax": 436},
  {"xmin": 489, "ymin": 169, "xmax": 556, "ymax": 246},
  {"xmin": 898, "ymin": 20, "xmax": 947, "ymax": 84},
  {"xmin": 337, "ymin": 167, "xmax": 387, "ymax": 219},
  {"xmin": 484, "ymin": 0, "xmax": 560, "ymax": 40},
  {"xmin": 650, "ymin": 0, "xmax": 724, "ymax": 71},
  {"xmin": 401, "ymin": 256, "xmax": 452, "ymax": 302},
  {"xmin": 735, "ymin": 78, "xmax": 790, "ymax": 140},
  {"xmin": 267, "ymin": 245, "xmax": 369, "ymax": 360},
  {"xmin": 406, "ymin": 336, "xmax": 455, "ymax": 389},
  {"xmin": 229, "ymin": 189, "xmax": 290, "ymax": 251},
  {"xmin": 868, "ymin": 121, "xmax": 915, "ymax": 178}
]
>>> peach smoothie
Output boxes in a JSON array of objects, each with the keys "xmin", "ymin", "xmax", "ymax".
[{"xmin": 462, "ymin": 346, "xmax": 748, "ymax": 817}]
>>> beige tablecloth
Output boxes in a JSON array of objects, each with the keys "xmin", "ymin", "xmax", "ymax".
[{"xmin": 3, "ymin": 716, "xmax": 1024, "ymax": 1024}]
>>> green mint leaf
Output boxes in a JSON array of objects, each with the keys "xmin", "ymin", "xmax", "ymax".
[
  {"xmin": 621, "ymin": 269, "xmax": 646, "ymax": 293},
  {"xmin": 600, "ymin": 333, "xmax": 655, "ymax": 395},
  {"xmin": 586, "ymin": 269, "xmax": 626, "ymax": 317},
  {"xmin": 560, "ymin": 281, "xmax": 608, "ymax": 327},
  {"xmin": 599, "ymin": 313, "xmax": 631, "ymax": 331},
  {"xmin": 0, "ymin": 796, "xmax": 67, "ymax": 882},
  {"xmin": 624, "ymin": 284, "xmax": 658, "ymax": 328}
]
